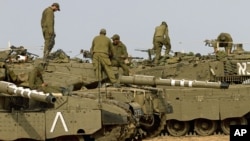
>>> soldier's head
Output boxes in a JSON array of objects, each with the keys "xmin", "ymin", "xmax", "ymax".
[
  {"xmin": 100, "ymin": 28, "xmax": 106, "ymax": 35},
  {"xmin": 220, "ymin": 36, "xmax": 226, "ymax": 41},
  {"xmin": 161, "ymin": 21, "xmax": 168, "ymax": 27},
  {"xmin": 51, "ymin": 2, "xmax": 60, "ymax": 12},
  {"xmin": 111, "ymin": 34, "xmax": 120, "ymax": 45}
]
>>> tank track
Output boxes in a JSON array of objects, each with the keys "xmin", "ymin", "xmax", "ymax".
[
  {"xmin": 145, "ymin": 134, "xmax": 229, "ymax": 141},
  {"xmin": 147, "ymin": 114, "xmax": 167, "ymax": 138}
]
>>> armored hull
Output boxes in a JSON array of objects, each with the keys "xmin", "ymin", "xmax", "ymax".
[
  {"xmin": 0, "ymin": 52, "xmax": 173, "ymax": 140},
  {"xmin": 132, "ymin": 46, "xmax": 250, "ymax": 136},
  {"xmin": 0, "ymin": 47, "xmax": 233, "ymax": 139}
]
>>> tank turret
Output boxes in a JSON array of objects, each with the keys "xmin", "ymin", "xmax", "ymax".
[
  {"xmin": 119, "ymin": 75, "xmax": 229, "ymax": 89},
  {"xmin": 131, "ymin": 44, "xmax": 250, "ymax": 137},
  {"xmin": 0, "ymin": 81, "xmax": 56, "ymax": 103}
]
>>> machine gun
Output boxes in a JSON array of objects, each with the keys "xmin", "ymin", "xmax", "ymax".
[
  {"xmin": 81, "ymin": 49, "xmax": 92, "ymax": 58},
  {"xmin": 204, "ymin": 39, "xmax": 217, "ymax": 47},
  {"xmin": 126, "ymin": 56, "xmax": 143, "ymax": 59},
  {"xmin": 0, "ymin": 81, "xmax": 56, "ymax": 103},
  {"xmin": 6, "ymin": 46, "xmax": 39, "ymax": 63},
  {"xmin": 10, "ymin": 46, "xmax": 39, "ymax": 57},
  {"xmin": 135, "ymin": 49, "xmax": 154, "ymax": 61}
]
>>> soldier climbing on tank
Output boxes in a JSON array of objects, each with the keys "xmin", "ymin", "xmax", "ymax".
[
  {"xmin": 6, "ymin": 62, "xmax": 72, "ymax": 96},
  {"xmin": 152, "ymin": 21, "xmax": 171, "ymax": 65},
  {"xmin": 204, "ymin": 33, "xmax": 233, "ymax": 55},
  {"xmin": 217, "ymin": 32, "xmax": 233, "ymax": 55},
  {"xmin": 110, "ymin": 34, "xmax": 130, "ymax": 76},
  {"xmin": 28, "ymin": 62, "xmax": 73, "ymax": 95}
]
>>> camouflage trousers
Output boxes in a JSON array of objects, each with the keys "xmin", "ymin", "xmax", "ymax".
[
  {"xmin": 43, "ymin": 30, "xmax": 55, "ymax": 62},
  {"xmin": 153, "ymin": 37, "xmax": 171, "ymax": 65},
  {"xmin": 92, "ymin": 53, "xmax": 117, "ymax": 83},
  {"xmin": 111, "ymin": 59, "xmax": 130, "ymax": 76}
]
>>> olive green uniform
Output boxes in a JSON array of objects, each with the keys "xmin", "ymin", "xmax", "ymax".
[
  {"xmin": 111, "ymin": 41, "xmax": 129, "ymax": 76},
  {"xmin": 90, "ymin": 35, "xmax": 117, "ymax": 83},
  {"xmin": 41, "ymin": 7, "xmax": 56, "ymax": 61},
  {"xmin": 153, "ymin": 24, "xmax": 171, "ymax": 65},
  {"xmin": 216, "ymin": 33, "xmax": 233, "ymax": 55},
  {"xmin": 28, "ymin": 67, "xmax": 61, "ymax": 93}
]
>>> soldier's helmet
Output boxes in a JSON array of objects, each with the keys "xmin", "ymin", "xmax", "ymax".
[
  {"xmin": 161, "ymin": 21, "xmax": 167, "ymax": 26},
  {"xmin": 52, "ymin": 3, "xmax": 60, "ymax": 11},
  {"xmin": 220, "ymin": 36, "xmax": 226, "ymax": 41},
  {"xmin": 111, "ymin": 34, "xmax": 120, "ymax": 40},
  {"xmin": 100, "ymin": 28, "xmax": 106, "ymax": 34}
]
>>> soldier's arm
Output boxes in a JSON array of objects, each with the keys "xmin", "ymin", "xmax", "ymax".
[
  {"xmin": 164, "ymin": 28, "xmax": 171, "ymax": 44},
  {"xmin": 153, "ymin": 28, "xmax": 157, "ymax": 43},
  {"xmin": 46, "ymin": 10, "xmax": 55, "ymax": 35},
  {"xmin": 90, "ymin": 39, "xmax": 95, "ymax": 55},
  {"xmin": 227, "ymin": 35, "xmax": 233, "ymax": 47},
  {"xmin": 108, "ymin": 40, "xmax": 114, "ymax": 58},
  {"xmin": 122, "ymin": 44, "xmax": 128, "ymax": 58},
  {"xmin": 28, "ymin": 68, "xmax": 38, "ymax": 89}
]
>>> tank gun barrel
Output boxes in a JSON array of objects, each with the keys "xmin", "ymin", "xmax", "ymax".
[
  {"xmin": 119, "ymin": 75, "xmax": 229, "ymax": 89},
  {"xmin": 0, "ymin": 81, "xmax": 56, "ymax": 103}
]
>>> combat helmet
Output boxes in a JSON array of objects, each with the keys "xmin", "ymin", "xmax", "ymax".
[{"xmin": 111, "ymin": 34, "xmax": 120, "ymax": 40}]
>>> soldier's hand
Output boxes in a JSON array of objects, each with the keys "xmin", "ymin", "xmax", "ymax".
[
  {"xmin": 41, "ymin": 83, "xmax": 48, "ymax": 87},
  {"xmin": 48, "ymin": 31, "xmax": 55, "ymax": 36}
]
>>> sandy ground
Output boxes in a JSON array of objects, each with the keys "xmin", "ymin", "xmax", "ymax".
[{"xmin": 143, "ymin": 135, "xmax": 229, "ymax": 141}]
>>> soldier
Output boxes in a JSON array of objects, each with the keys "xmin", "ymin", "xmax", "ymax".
[
  {"xmin": 153, "ymin": 21, "xmax": 171, "ymax": 65},
  {"xmin": 216, "ymin": 32, "xmax": 233, "ymax": 55},
  {"xmin": 90, "ymin": 29, "xmax": 119, "ymax": 87},
  {"xmin": 41, "ymin": 3, "xmax": 60, "ymax": 63},
  {"xmin": 29, "ymin": 62, "xmax": 72, "ymax": 95},
  {"xmin": 111, "ymin": 34, "xmax": 130, "ymax": 76}
]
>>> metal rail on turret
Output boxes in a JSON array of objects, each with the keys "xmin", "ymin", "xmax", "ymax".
[
  {"xmin": 119, "ymin": 75, "xmax": 229, "ymax": 89},
  {"xmin": 0, "ymin": 81, "xmax": 56, "ymax": 103}
]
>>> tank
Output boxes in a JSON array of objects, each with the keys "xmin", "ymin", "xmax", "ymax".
[
  {"xmin": 132, "ymin": 44, "xmax": 250, "ymax": 136},
  {"xmin": 0, "ymin": 46, "xmax": 230, "ymax": 140},
  {"xmin": 0, "ymin": 47, "xmax": 137, "ymax": 140},
  {"xmin": 0, "ymin": 81, "xmax": 138, "ymax": 141}
]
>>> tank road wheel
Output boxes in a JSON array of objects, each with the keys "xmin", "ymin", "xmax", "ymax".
[
  {"xmin": 166, "ymin": 120, "xmax": 190, "ymax": 136},
  {"xmin": 54, "ymin": 135, "xmax": 85, "ymax": 141},
  {"xmin": 140, "ymin": 114, "xmax": 167, "ymax": 138},
  {"xmin": 221, "ymin": 117, "xmax": 248, "ymax": 135},
  {"xmin": 194, "ymin": 119, "xmax": 217, "ymax": 136}
]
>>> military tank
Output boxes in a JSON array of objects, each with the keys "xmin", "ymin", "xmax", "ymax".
[
  {"xmin": 0, "ymin": 46, "xmax": 229, "ymax": 140},
  {"xmin": 132, "ymin": 44, "xmax": 250, "ymax": 136}
]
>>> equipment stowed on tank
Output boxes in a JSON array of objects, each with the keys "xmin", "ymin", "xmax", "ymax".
[
  {"xmin": 0, "ymin": 45, "xmax": 231, "ymax": 140},
  {"xmin": 132, "ymin": 43, "xmax": 250, "ymax": 136}
]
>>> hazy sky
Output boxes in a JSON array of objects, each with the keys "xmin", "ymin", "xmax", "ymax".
[{"xmin": 1, "ymin": 0, "xmax": 250, "ymax": 58}]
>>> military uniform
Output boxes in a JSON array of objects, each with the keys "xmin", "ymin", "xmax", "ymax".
[
  {"xmin": 153, "ymin": 21, "xmax": 171, "ymax": 65},
  {"xmin": 28, "ymin": 65, "xmax": 61, "ymax": 93},
  {"xmin": 111, "ymin": 34, "xmax": 130, "ymax": 76},
  {"xmin": 90, "ymin": 29, "xmax": 117, "ymax": 84},
  {"xmin": 41, "ymin": 3, "xmax": 60, "ymax": 62},
  {"xmin": 216, "ymin": 33, "xmax": 233, "ymax": 55}
]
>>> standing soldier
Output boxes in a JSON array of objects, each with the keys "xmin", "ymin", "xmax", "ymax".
[
  {"xmin": 41, "ymin": 2, "xmax": 60, "ymax": 63},
  {"xmin": 90, "ymin": 29, "xmax": 119, "ymax": 87},
  {"xmin": 111, "ymin": 34, "xmax": 130, "ymax": 76},
  {"xmin": 216, "ymin": 32, "xmax": 233, "ymax": 55},
  {"xmin": 153, "ymin": 21, "xmax": 171, "ymax": 65}
]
